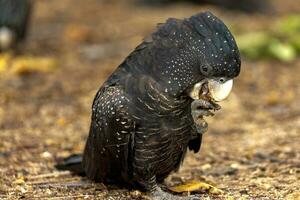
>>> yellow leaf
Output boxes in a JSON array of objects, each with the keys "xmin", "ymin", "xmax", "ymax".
[
  {"xmin": 10, "ymin": 56, "xmax": 58, "ymax": 75},
  {"xmin": 0, "ymin": 53, "xmax": 12, "ymax": 73},
  {"xmin": 13, "ymin": 177, "xmax": 25, "ymax": 185},
  {"xmin": 169, "ymin": 180, "xmax": 224, "ymax": 194}
]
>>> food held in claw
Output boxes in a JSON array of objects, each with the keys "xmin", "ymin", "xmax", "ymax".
[{"xmin": 189, "ymin": 79, "xmax": 233, "ymax": 102}]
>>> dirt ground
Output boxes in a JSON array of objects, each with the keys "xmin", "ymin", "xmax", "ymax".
[{"xmin": 0, "ymin": 0, "xmax": 299, "ymax": 199}]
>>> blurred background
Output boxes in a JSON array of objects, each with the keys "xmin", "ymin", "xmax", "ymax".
[{"xmin": 0, "ymin": 0, "xmax": 299, "ymax": 199}]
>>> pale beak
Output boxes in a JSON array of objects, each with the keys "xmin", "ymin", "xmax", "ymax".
[
  {"xmin": 208, "ymin": 79, "xmax": 233, "ymax": 102},
  {"xmin": 189, "ymin": 79, "xmax": 233, "ymax": 102}
]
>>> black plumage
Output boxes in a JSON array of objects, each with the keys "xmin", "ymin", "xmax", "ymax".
[
  {"xmin": 57, "ymin": 12, "xmax": 241, "ymax": 200},
  {"xmin": 0, "ymin": 0, "xmax": 31, "ymax": 51}
]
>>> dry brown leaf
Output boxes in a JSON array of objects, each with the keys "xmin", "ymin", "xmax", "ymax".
[{"xmin": 64, "ymin": 24, "xmax": 93, "ymax": 43}]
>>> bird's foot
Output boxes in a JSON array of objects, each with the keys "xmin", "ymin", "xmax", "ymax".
[
  {"xmin": 191, "ymin": 99, "xmax": 221, "ymax": 134},
  {"xmin": 191, "ymin": 99, "xmax": 221, "ymax": 111},
  {"xmin": 151, "ymin": 187, "xmax": 199, "ymax": 200}
]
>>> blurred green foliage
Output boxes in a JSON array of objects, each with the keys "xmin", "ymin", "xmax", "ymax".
[{"xmin": 236, "ymin": 15, "xmax": 300, "ymax": 62}]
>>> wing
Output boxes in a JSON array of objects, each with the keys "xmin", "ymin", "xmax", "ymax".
[{"xmin": 82, "ymin": 85, "xmax": 135, "ymax": 183}]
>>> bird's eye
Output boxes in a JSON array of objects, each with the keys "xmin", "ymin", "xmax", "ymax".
[
  {"xmin": 200, "ymin": 65, "xmax": 212, "ymax": 76},
  {"xmin": 219, "ymin": 77, "xmax": 226, "ymax": 83}
]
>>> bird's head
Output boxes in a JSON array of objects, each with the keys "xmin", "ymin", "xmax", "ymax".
[
  {"xmin": 151, "ymin": 12, "xmax": 241, "ymax": 101},
  {"xmin": 186, "ymin": 12, "xmax": 240, "ymax": 102},
  {"xmin": 0, "ymin": 27, "xmax": 15, "ymax": 51}
]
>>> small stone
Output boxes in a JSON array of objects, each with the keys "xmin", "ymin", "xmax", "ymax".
[
  {"xmin": 41, "ymin": 151, "xmax": 52, "ymax": 159},
  {"xmin": 201, "ymin": 163, "xmax": 212, "ymax": 170},
  {"xmin": 130, "ymin": 190, "xmax": 142, "ymax": 197}
]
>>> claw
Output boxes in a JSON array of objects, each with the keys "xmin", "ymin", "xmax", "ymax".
[
  {"xmin": 210, "ymin": 101, "xmax": 221, "ymax": 111},
  {"xmin": 191, "ymin": 109, "xmax": 209, "ymax": 134},
  {"xmin": 191, "ymin": 99, "xmax": 219, "ymax": 134},
  {"xmin": 191, "ymin": 109, "xmax": 214, "ymax": 118},
  {"xmin": 194, "ymin": 120, "xmax": 208, "ymax": 134},
  {"xmin": 191, "ymin": 99, "xmax": 220, "ymax": 111}
]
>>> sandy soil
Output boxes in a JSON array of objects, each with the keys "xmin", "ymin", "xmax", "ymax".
[{"xmin": 0, "ymin": 0, "xmax": 299, "ymax": 199}]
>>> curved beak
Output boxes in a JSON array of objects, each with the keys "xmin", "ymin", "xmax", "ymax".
[
  {"xmin": 208, "ymin": 79, "xmax": 233, "ymax": 102},
  {"xmin": 189, "ymin": 79, "xmax": 233, "ymax": 102}
]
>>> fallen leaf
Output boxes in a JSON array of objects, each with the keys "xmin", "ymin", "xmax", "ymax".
[
  {"xmin": 169, "ymin": 180, "xmax": 224, "ymax": 194},
  {"xmin": 64, "ymin": 24, "xmax": 93, "ymax": 43},
  {"xmin": 13, "ymin": 177, "xmax": 25, "ymax": 185},
  {"xmin": 0, "ymin": 53, "xmax": 12, "ymax": 73},
  {"xmin": 11, "ymin": 56, "xmax": 58, "ymax": 75}
]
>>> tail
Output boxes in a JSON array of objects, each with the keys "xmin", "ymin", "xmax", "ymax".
[{"xmin": 55, "ymin": 154, "xmax": 85, "ymax": 176}]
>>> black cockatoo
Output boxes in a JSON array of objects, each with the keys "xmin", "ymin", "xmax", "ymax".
[
  {"xmin": 57, "ymin": 12, "xmax": 241, "ymax": 200},
  {"xmin": 0, "ymin": 0, "xmax": 32, "ymax": 52}
]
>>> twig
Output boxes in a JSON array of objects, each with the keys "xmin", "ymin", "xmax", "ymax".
[
  {"xmin": 31, "ymin": 181, "xmax": 93, "ymax": 188},
  {"xmin": 26, "ymin": 171, "xmax": 72, "ymax": 180},
  {"xmin": 28, "ymin": 195, "xmax": 95, "ymax": 199}
]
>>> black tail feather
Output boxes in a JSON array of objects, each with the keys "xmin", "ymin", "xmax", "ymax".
[{"xmin": 55, "ymin": 154, "xmax": 85, "ymax": 176}]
